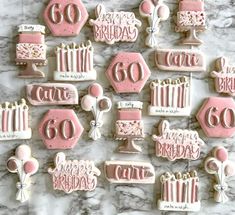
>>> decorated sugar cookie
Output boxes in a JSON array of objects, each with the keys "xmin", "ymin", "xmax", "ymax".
[
  {"xmin": 106, "ymin": 52, "xmax": 151, "ymax": 93},
  {"xmin": 211, "ymin": 57, "xmax": 235, "ymax": 96},
  {"xmin": 104, "ymin": 161, "xmax": 155, "ymax": 184},
  {"xmin": 152, "ymin": 120, "xmax": 204, "ymax": 161},
  {"xmin": 158, "ymin": 171, "xmax": 200, "ymax": 212},
  {"xmin": 26, "ymin": 83, "xmax": 78, "ymax": 105},
  {"xmin": 0, "ymin": 99, "xmax": 31, "ymax": 140},
  {"xmin": 16, "ymin": 25, "xmax": 47, "ymax": 78},
  {"xmin": 176, "ymin": 0, "xmax": 206, "ymax": 45},
  {"xmin": 148, "ymin": 76, "xmax": 191, "ymax": 116},
  {"xmin": 115, "ymin": 101, "xmax": 144, "ymax": 153},
  {"xmin": 38, "ymin": 109, "xmax": 84, "ymax": 149},
  {"xmin": 89, "ymin": 4, "xmax": 142, "ymax": 45},
  {"xmin": 139, "ymin": 0, "xmax": 170, "ymax": 48},
  {"xmin": 81, "ymin": 83, "xmax": 112, "ymax": 140},
  {"xmin": 48, "ymin": 152, "xmax": 101, "ymax": 193},
  {"xmin": 196, "ymin": 97, "xmax": 235, "ymax": 138},
  {"xmin": 155, "ymin": 49, "xmax": 206, "ymax": 72},
  {"xmin": 205, "ymin": 146, "xmax": 235, "ymax": 203},
  {"xmin": 43, "ymin": 0, "xmax": 88, "ymax": 36},
  {"xmin": 54, "ymin": 41, "xmax": 96, "ymax": 81},
  {"xmin": 7, "ymin": 145, "xmax": 39, "ymax": 203}
]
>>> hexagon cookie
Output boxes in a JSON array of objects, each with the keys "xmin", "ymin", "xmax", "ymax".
[
  {"xmin": 43, "ymin": 0, "xmax": 88, "ymax": 37},
  {"xmin": 196, "ymin": 97, "xmax": 235, "ymax": 138},
  {"xmin": 106, "ymin": 52, "xmax": 151, "ymax": 93},
  {"xmin": 39, "ymin": 109, "xmax": 84, "ymax": 149}
]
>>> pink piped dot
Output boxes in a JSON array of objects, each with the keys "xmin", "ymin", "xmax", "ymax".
[
  {"xmin": 89, "ymin": 83, "xmax": 103, "ymax": 98},
  {"xmin": 24, "ymin": 160, "xmax": 38, "ymax": 174},
  {"xmin": 140, "ymin": 1, "xmax": 153, "ymax": 15},
  {"xmin": 215, "ymin": 147, "xmax": 228, "ymax": 162}
]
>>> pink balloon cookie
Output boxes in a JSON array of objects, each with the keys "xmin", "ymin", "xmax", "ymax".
[
  {"xmin": 89, "ymin": 4, "xmax": 141, "ymax": 45},
  {"xmin": 16, "ymin": 24, "xmax": 47, "ymax": 78},
  {"xmin": 196, "ymin": 97, "xmax": 235, "ymax": 138},
  {"xmin": 54, "ymin": 41, "xmax": 96, "ymax": 81},
  {"xmin": 48, "ymin": 152, "xmax": 100, "ymax": 193},
  {"xmin": 26, "ymin": 83, "xmax": 79, "ymax": 106},
  {"xmin": 81, "ymin": 83, "xmax": 112, "ymax": 140},
  {"xmin": 115, "ymin": 101, "xmax": 144, "ymax": 153},
  {"xmin": 149, "ymin": 77, "xmax": 191, "ymax": 116},
  {"xmin": 7, "ymin": 145, "xmax": 39, "ymax": 203},
  {"xmin": 139, "ymin": 0, "xmax": 170, "ymax": 47},
  {"xmin": 152, "ymin": 120, "xmax": 204, "ymax": 161},
  {"xmin": 104, "ymin": 161, "xmax": 155, "ymax": 184},
  {"xmin": 43, "ymin": 0, "xmax": 88, "ymax": 36},
  {"xmin": 38, "ymin": 109, "xmax": 84, "ymax": 149},
  {"xmin": 205, "ymin": 146, "xmax": 235, "ymax": 203},
  {"xmin": 175, "ymin": 0, "xmax": 206, "ymax": 45},
  {"xmin": 0, "ymin": 99, "xmax": 32, "ymax": 140},
  {"xmin": 106, "ymin": 52, "xmax": 151, "ymax": 93},
  {"xmin": 211, "ymin": 57, "xmax": 235, "ymax": 96},
  {"xmin": 158, "ymin": 171, "xmax": 200, "ymax": 212}
]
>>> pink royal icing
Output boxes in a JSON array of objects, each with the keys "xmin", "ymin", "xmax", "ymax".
[
  {"xmin": 179, "ymin": 0, "xmax": 204, "ymax": 11},
  {"xmin": 18, "ymin": 33, "xmax": 45, "ymax": 44}
]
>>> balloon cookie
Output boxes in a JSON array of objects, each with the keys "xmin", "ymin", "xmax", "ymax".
[
  {"xmin": 211, "ymin": 57, "xmax": 235, "ymax": 96},
  {"xmin": 54, "ymin": 41, "xmax": 96, "ymax": 81},
  {"xmin": 158, "ymin": 171, "xmax": 200, "ymax": 212},
  {"xmin": 139, "ymin": 0, "xmax": 170, "ymax": 47},
  {"xmin": 175, "ymin": 0, "xmax": 206, "ymax": 45},
  {"xmin": 0, "ymin": 99, "xmax": 32, "ymax": 140},
  {"xmin": 81, "ymin": 83, "xmax": 112, "ymax": 140},
  {"xmin": 89, "ymin": 4, "xmax": 141, "ymax": 45},
  {"xmin": 205, "ymin": 146, "xmax": 235, "ymax": 203},
  {"xmin": 149, "ymin": 77, "xmax": 191, "ymax": 116},
  {"xmin": 16, "ymin": 25, "xmax": 47, "ymax": 78},
  {"xmin": 48, "ymin": 152, "xmax": 100, "ymax": 193},
  {"xmin": 7, "ymin": 145, "xmax": 39, "ymax": 203}
]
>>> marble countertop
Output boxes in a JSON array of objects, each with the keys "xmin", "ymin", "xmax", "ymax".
[{"xmin": 0, "ymin": 0, "xmax": 235, "ymax": 214}]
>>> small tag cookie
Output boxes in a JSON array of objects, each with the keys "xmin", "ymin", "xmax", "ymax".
[
  {"xmin": 211, "ymin": 57, "xmax": 235, "ymax": 96},
  {"xmin": 148, "ymin": 76, "xmax": 191, "ymax": 116},
  {"xmin": 0, "ymin": 99, "xmax": 31, "ymax": 140},
  {"xmin": 115, "ymin": 101, "xmax": 144, "ymax": 153},
  {"xmin": 26, "ymin": 83, "xmax": 78, "ymax": 106},
  {"xmin": 54, "ymin": 41, "xmax": 96, "ymax": 81},
  {"xmin": 139, "ymin": 0, "xmax": 170, "ymax": 47},
  {"xmin": 152, "ymin": 120, "xmax": 204, "ymax": 161},
  {"xmin": 81, "ymin": 83, "xmax": 112, "ymax": 140},
  {"xmin": 7, "ymin": 145, "xmax": 39, "ymax": 203},
  {"xmin": 89, "ymin": 4, "xmax": 141, "ymax": 45},
  {"xmin": 104, "ymin": 160, "xmax": 155, "ymax": 184},
  {"xmin": 16, "ymin": 24, "xmax": 47, "ymax": 78},
  {"xmin": 158, "ymin": 171, "xmax": 200, "ymax": 212},
  {"xmin": 205, "ymin": 146, "xmax": 235, "ymax": 203},
  {"xmin": 48, "ymin": 152, "xmax": 101, "ymax": 193}
]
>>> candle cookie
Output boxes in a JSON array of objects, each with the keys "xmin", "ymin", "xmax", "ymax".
[
  {"xmin": 196, "ymin": 97, "xmax": 235, "ymax": 138},
  {"xmin": 175, "ymin": 0, "xmax": 206, "ymax": 45},
  {"xmin": 152, "ymin": 120, "xmax": 204, "ymax": 161},
  {"xmin": 211, "ymin": 57, "xmax": 235, "ymax": 96},
  {"xmin": 48, "ymin": 152, "xmax": 100, "ymax": 193},
  {"xmin": 104, "ymin": 161, "xmax": 155, "ymax": 184},
  {"xmin": 115, "ymin": 101, "xmax": 144, "ymax": 153},
  {"xmin": 54, "ymin": 41, "xmax": 96, "ymax": 81},
  {"xmin": 7, "ymin": 145, "xmax": 39, "ymax": 203},
  {"xmin": 155, "ymin": 49, "xmax": 206, "ymax": 72},
  {"xmin": 148, "ymin": 77, "xmax": 191, "ymax": 116},
  {"xmin": 89, "ymin": 4, "xmax": 141, "ymax": 45},
  {"xmin": 0, "ymin": 99, "xmax": 31, "ymax": 140},
  {"xmin": 106, "ymin": 52, "xmax": 151, "ymax": 93},
  {"xmin": 139, "ymin": 0, "xmax": 170, "ymax": 48},
  {"xmin": 158, "ymin": 171, "xmax": 200, "ymax": 212},
  {"xmin": 16, "ymin": 24, "xmax": 47, "ymax": 78},
  {"xmin": 26, "ymin": 83, "xmax": 78, "ymax": 106},
  {"xmin": 43, "ymin": 0, "xmax": 88, "ymax": 36},
  {"xmin": 38, "ymin": 109, "xmax": 84, "ymax": 149},
  {"xmin": 81, "ymin": 83, "xmax": 112, "ymax": 140},
  {"xmin": 205, "ymin": 146, "xmax": 235, "ymax": 203}
]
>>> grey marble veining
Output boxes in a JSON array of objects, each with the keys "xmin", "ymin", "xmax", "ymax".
[{"xmin": 0, "ymin": 0, "xmax": 235, "ymax": 214}]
